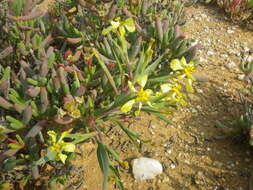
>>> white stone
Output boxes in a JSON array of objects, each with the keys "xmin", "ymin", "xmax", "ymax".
[
  {"xmin": 227, "ymin": 29, "xmax": 234, "ymax": 34},
  {"xmin": 207, "ymin": 50, "xmax": 214, "ymax": 56},
  {"xmin": 238, "ymin": 74, "xmax": 245, "ymax": 81},
  {"xmin": 132, "ymin": 157, "xmax": 163, "ymax": 180},
  {"xmin": 225, "ymin": 62, "xmax": 236, "ymax": 69}
]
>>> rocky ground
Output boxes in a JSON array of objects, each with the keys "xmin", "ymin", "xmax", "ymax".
[{"xmin": 63, "ymin": 3, "xmax": 253, "ymax": 190}]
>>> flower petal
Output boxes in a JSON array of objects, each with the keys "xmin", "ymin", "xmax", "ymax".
[
  {"xmin": 137, "ymin": 75, "xmax": 148, "ymax": 88},
  {"xmin": 180, "ymin": 57, "xmax": 187, "ymax": 66},
  {"xmin": 124, "ymin": 18, "xmax": 135, "ymax": 32},
  {"xmin": 128, "ymin": 81, "xmax": 137, "ymax": 93},
  {"xmin": 111, "ymin": 20, "xmax": 120, "ymax": 29},
  {"xmin": 47, "ymin": 131, "xmax": 57, "ymax": 143},
  {"xmin": 144, "ymin": 89, "xmax": 153, "ymax": 96},
  {"xmin": 59, "ymin": 153, "xmax": 68, "ymax": 164},
  {"xmin": 134, "ymin": 102, "xmax": 142, "ymax": 116},
  {"xmin": 63, "ymin": 143, "xmax": 75, "ymax": 152},
  {"xmin": 170, "ymin": 59, "xmax": 184, "ymax": 71},
  {"xmin": 58, "ymin": 131, "xmax": 68, "ymax": 143},
  {"xmin": 186, "ymin": 79, "xmax": 194, "ymax": 93},
  {"xmin": 121, "ymin": 99, "xmax": 135, "ymax": 113}
]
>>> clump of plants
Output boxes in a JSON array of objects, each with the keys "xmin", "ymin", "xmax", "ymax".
[
  {"xmin": 203, "ymin": 0, "xmax": 253, "ymax": 22},
  {"xmin": 0, "ymin": 0, "xmax": 199, "ymax": 189}
]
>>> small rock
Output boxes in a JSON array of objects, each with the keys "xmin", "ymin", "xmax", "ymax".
[
  {"xmin": 227, "ymin": 29, "xmax": 234, "ymax": 34},
  {"xmin": 244, "ymin": 47, "xmax": 250, "ymax": 52},
  {"xmin": 190, "ymin": 108, "xmax": 198, "ymax": 113},
  {"xmin": 207, "ymin": 50, "xmax": 214, "ymax": 56},
  {"xmin": 132, "ymin": 157, "xmax": 163, "ymax": 180},
  {"xmin": 170, "ymin": 164, "xmax": 176, "ymax": 169},
  {"xmin": 238, "ymin": 74, "xmax": 245, "ymax": 81},
  {"xmin": 196, "ymin": 89, "xmax": 204, "ymax": 94},
  {"xmin": 225, "ymin": 62, "xmax": 236, "ymax": 70},
  {"xmin": 220, "ymin": 53, "xmax": 228, "ymax": 58}
]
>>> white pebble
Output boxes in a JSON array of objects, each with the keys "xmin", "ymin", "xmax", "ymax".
[{"xmin": 132, "ymin": 157, "xmax": 163, "ymax": 180}]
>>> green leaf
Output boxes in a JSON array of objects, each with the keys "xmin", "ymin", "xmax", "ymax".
[
  {"xmin": 112, "ymin": 119, "xmax": 142, "ymax": 145},
  {"xmin": 97, "ymin": 142, "xmax": 109, "ymax": 190},
  {"xmin": 105, "ymin": 145, "xmax": 122, "ymax": 163},
  {"xmin": 11, "ymin": 0, "xmax": 25, "ymax": 16},
  {"xmin": 67, "ymin": 133, "xmax": 96, "ymax": 144},
  {"xmin": 93, "ymin": 49, "xmax": 118, "ymax": 95}
]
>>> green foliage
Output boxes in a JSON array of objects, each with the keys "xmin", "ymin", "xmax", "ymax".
[{"xmin": 0, "ymin": 0, "xmax": 199, "ymax": 189}]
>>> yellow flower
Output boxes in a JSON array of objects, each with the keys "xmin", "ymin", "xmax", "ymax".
[
  {"xmin": 160, "ymin": 83, "xmax": 187, "ymax": 106},
  {"xmin": 102, "ymin": 17, "xmax": 135, "ymax": 36},
  {"xmin": 63, "ymin": 100, "xmax": 81, "ymax": 119},
  {"xmin": 47, "ymin": 131, "xmax": 75, "ymax": 164},
  {"xmin": 170, "ymin": 57, "xmax": 196, "ymax": 93},
  {"xmin": 121, "ymin": 75, "xmax": 153, "ymax": 115},
  {"xmin": 64, "ymin": 101, "xmax": 76, "ymax": 112},
  {"xmin": 69, "ymin": 109, "xmax": 81, "ymax": 119}
]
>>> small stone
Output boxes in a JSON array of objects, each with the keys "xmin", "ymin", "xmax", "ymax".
[
  {"xmin": 170, "ymin": 164, "xmax": 176, "ymax": 169},
  {"xmin": 244, "ymin": 47, "xmax": 250, "ymax": 52},
  {"xmin": 196, "ymin": 89, "xmax": 204, "ymax": 93},
  {"xmin": 238, "ymin": 74, "xmax": 245, "ymax": 81},
  {"xmin": 190, "ymin": 108, "xmax": 198, "ymax": 113},
  {"xmin": 166, "ymin": 148, "xmax": 172, "ymax": 154},
  {"xmin": 132, "ymin": 157, "xmax": 163, "ymax": 180},
  {"xmin": 220, "ymin": 53, "xmax": 228, "ymax": 58},
  {"xmin": 227, "ymin": 29, "xmax": 234, "ymax": 34},
  {"xmin": 207, "ymin": 50, "xmax": 214, "ymax": 56},
  {"xmin": 225, "ymin": 62, "xmax": 236, "ymax": 70}
]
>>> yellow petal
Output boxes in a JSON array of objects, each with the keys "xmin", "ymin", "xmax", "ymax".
[
  {"xmin": 124, "ymin": 18, "xmax": 136, "ymax": 32},
  {"xmin": 180, "ymin": 57, "xmax": 187, "ymax": 66},
  {"xmin": 128, "ymin": 81, "xmax": 137, "ymax": 93},
  {"xmin": 119, "ymin": 26, "xmax": 126, "ymax": 37},
  {"xmin": 144, "ymin": 89, "xmax": 153, "ymax": 96},
  {"xmin": 58, "ymin": 131, "xmax": 68, "ymax": 143},
  {"xmin": 64, "ymin": 101, "xmax": 76, "ymax": 112},
  {"xmin": 137, "ymin": 75, "xmax": 148, "ymax": 88},
  {"xmin": 121, "ymin": 99, "xmax": 136, "ymax": 113},
  {"xmin": 186, "ymin": 79, "xmax": 194, "ymax": 93},
  {"xmin": 59, "ymin": 153, "xmax": 68, "ymax": 164},
  {"xmin": 63, "ymin": 143, "xmax": 75, "ymax": 152},
  {"xmin": 70, "ymin": 109, "xmax": 81, "ymax": 119},
  {"xmin": 47, "ymin": 131, "xmax": 57, "ymax": 143},
  {"xmin": 134, "ymin": 102, "xmax": 142, "ymax": 116},
  {"xmin": 111, "ymin": 20, "xmax": 120, "ymax": 29},
  {"xmin": 170, "ymin": 59, "xmax": 184, "ymax": 71}
]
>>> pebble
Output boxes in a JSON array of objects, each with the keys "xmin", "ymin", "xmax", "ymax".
[
  {"xmin": 220, "ymin": 53, "xmax": 228, "ymax": 58},
  {"xmin": 225, "ymin": 62, "xmax": 236, "ymax": 70},
  {"xmin": 237, "ymin": 74, "xmax": 245, "ymax": 81},
  {"xmin": 207, "ymin": 50, "xmax": 215, "ymax": 55},
  {"xmin": 196, "ymin": 88, "xmax": 204, "ymax": 93},
  {"xmin": 132, "ymin": 157, "xmax": 163, "ymax": 180},
  {"xmin": 227, "ymin": 29, "xmax": 234, "ymax": 34},
  {"xmin": 170, "ymin": 164, "xmax": 176, "ymax": 169}
]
